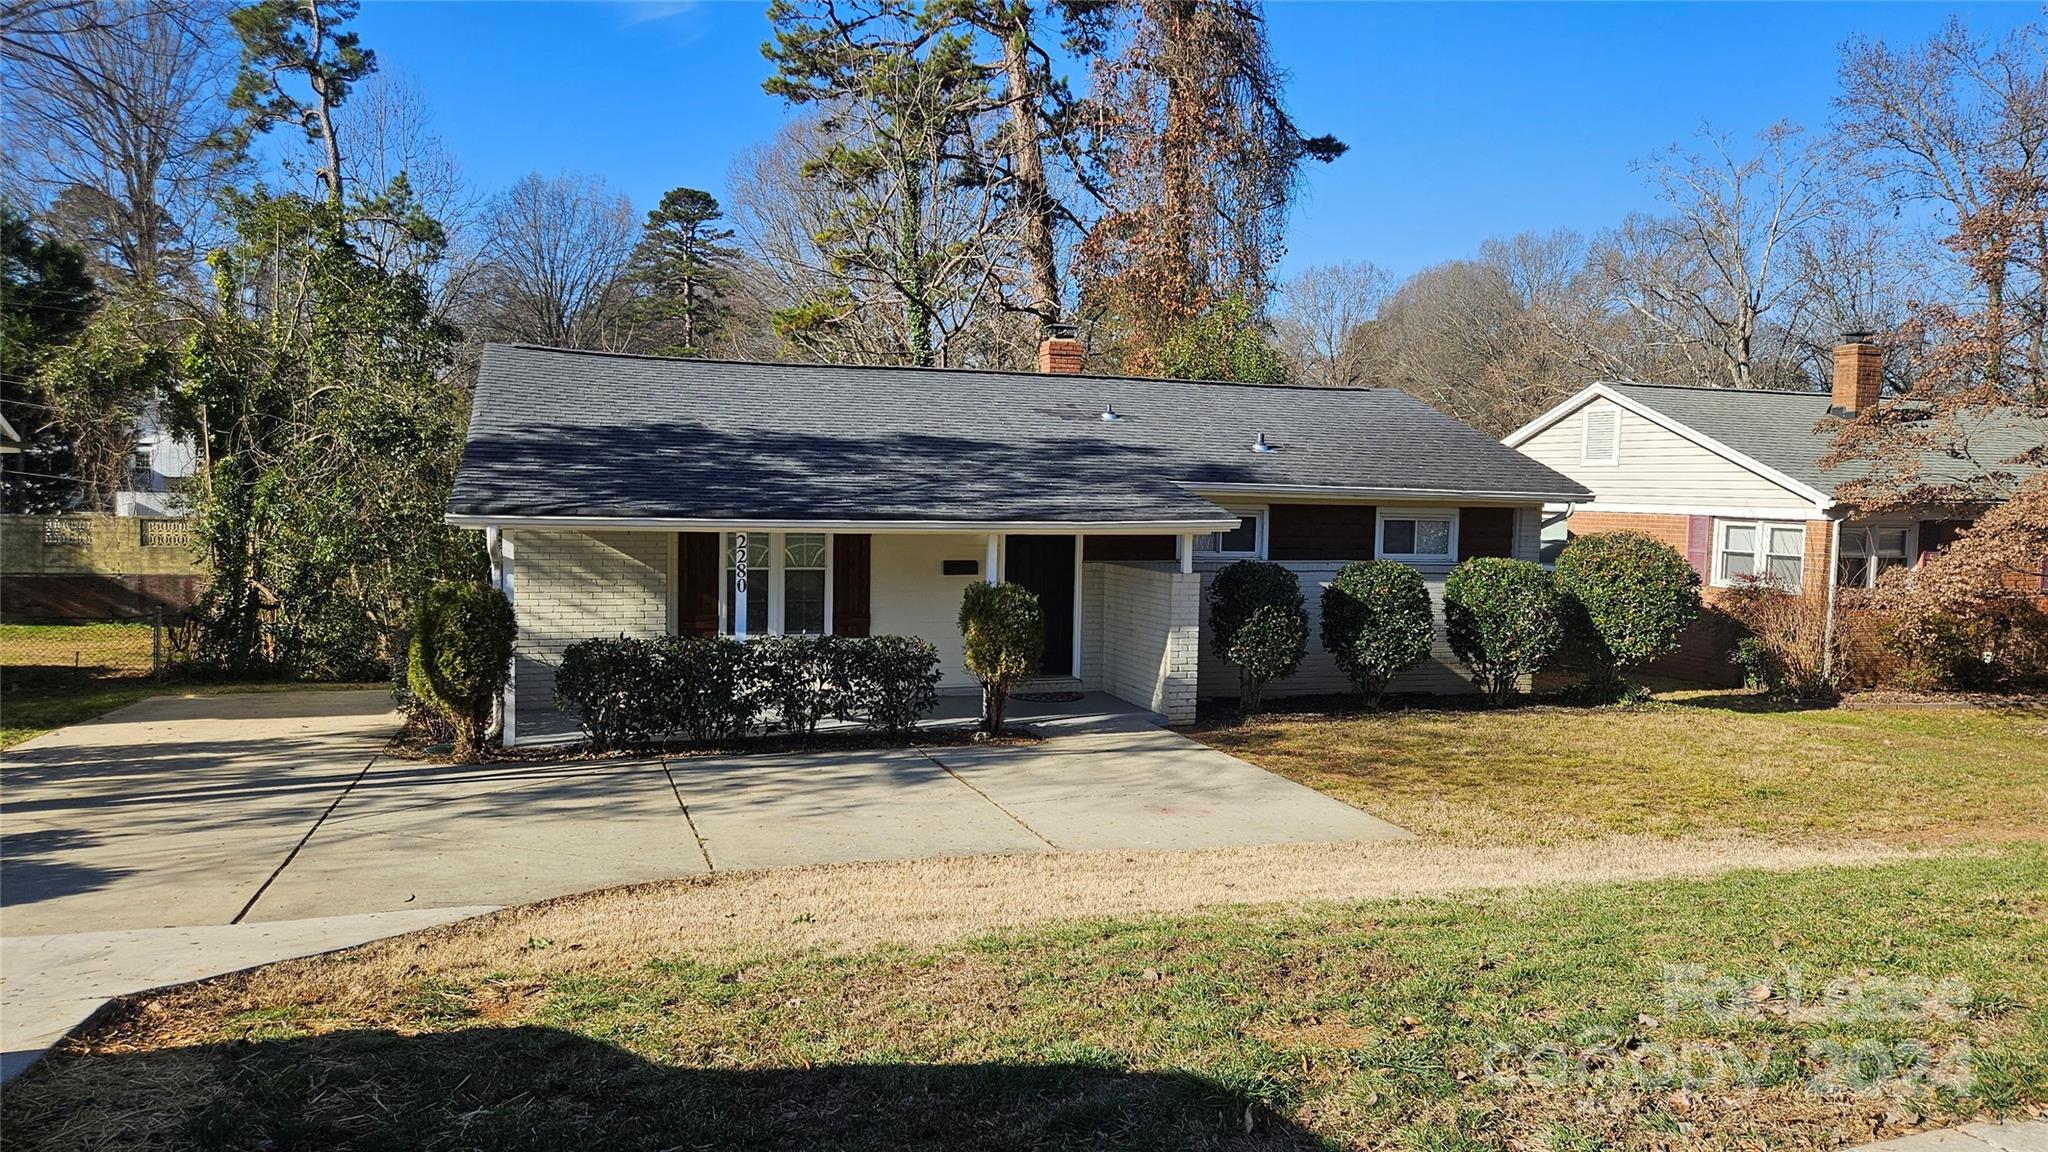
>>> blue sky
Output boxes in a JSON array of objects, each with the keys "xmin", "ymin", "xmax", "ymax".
[{"xmin": 351, "ymin": 1, "xmax": 2036, "ymax": 279}]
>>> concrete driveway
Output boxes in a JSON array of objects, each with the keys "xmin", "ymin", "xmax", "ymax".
[
  {"xmin": 4, "ymin": 690, "xmax": 1402, "ymax": 933},
  {"xmin": 1, "ymin": 688, "xmax": 1400, "ymax": 1075}
]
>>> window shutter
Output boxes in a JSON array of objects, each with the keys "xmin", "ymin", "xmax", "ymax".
[
  {"xmin": 833, "ymin": 534, "xmax": 872, "ymax": 637},
  {"xmin": 1685, "ymin": 516, "xmax": 1711, "ymax": 578},
  {"xmin": 677, "ymin": 531, "xmax": 719, "ymax": 636},
  {"xmin": 1457, "ymin": 507, "xmax": 1515, "ymax": 559}
]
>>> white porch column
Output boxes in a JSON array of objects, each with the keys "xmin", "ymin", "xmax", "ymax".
[
  {"xmin": 985, "ymin": 532, "xmax": 1001, "ymax": 584},
  {"xmin": 1179, "ymin": 533, "xmax": 1195, "ymax": 574}
]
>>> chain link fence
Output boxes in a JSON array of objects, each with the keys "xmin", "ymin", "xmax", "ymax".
[{"xmin": 0, "ymin": 613, "xmax": 186, "ymax": 680}]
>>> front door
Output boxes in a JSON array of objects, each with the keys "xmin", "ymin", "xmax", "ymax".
[{"xmin": 1004, "ymin": 534, "xmax": 1075, "ymax": 676}]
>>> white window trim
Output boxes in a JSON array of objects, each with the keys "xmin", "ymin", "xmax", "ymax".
[
  {"xmin": 717, "ymin": 530, "xmax": 833, "ymax": 638},
  {"xmin": 1376, "ymin": 507, "xmax": 1461, "ymax": 563},
  {"xmin": 1712, "ymin": 519, "xmax": 1806, "ymax": 591},
  {"xmin": 1580, "ymin": 405, "xmax": 1622, "ymax": 466},
  {"xmin": 1196, "ymin": 504, "xmax": 1268, "ymax": 559},
  {"xmin": 1834, "ymin": 522, "xmax": 1918, "ymax": 590}
]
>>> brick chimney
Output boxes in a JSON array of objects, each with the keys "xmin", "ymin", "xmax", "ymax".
[
  {"xmin": 1038, "ymin": 322, "xmax": 1085, "ymax": 375},
  {"xmin": 1830, "ymin": 331, "xmax": 1882, "ymax": 414}
]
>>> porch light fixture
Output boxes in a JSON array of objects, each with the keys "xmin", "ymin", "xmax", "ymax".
[
  {"xmin": 1252, "ymin": 433, "xmax": 1276, "ymax": 454},
  {"xmin": 1100, "ymin": 402, "xmax": 1122, "ymax": 422}
]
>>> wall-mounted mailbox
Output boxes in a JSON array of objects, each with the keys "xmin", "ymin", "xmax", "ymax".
[{"xmin": 941, "ymin": 559, "xmax": 980, "ymax": 576}]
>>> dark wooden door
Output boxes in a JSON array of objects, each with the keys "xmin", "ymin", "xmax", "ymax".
[{"xmin": 1004, "ymin": 534, "xmax": 1075, "ymax": 676}]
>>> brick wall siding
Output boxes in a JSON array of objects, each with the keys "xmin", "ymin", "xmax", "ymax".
[
  {"xmin": 508, "ymin": 528, "xmax": 670, "ymax": 744},
  {"xmin": 1096, "ymin": 561, "xmax": 1200, "ymax": 724}
]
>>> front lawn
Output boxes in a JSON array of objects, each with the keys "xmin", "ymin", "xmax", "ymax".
[
  {"xmin": 1196, "ymin": 696, "xmax": 2048, "ymax": 845},
  {"xmin": 6, "ymin": 850, "xmax": 2043, "ymax": 1150}
]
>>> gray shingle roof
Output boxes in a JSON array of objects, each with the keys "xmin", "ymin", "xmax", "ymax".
[
  {"xmin": 449, "ymin": 344, "xmax": 1592, "ymax": 524},
  {"xmin": 1603, "ymin": 382, "xmax": 2045, "ymax": 498}
]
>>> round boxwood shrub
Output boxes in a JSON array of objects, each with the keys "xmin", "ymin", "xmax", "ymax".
[
  {"xmin": 1209, "ymin": 560, "xmax": 1307, "ymax": 713},
  {"xmin": 406, "ymin": 581, "xmax": 516, "ymax": 761},
  {"xmin": 959, "ymin": 582, "xmax": 1043, "ymax": 734},
  {"xmin": 1553, "ymin": 531, "xmax": 1701, "ymax": 690},
  {"xmin": 1321, "ymin": 560, "xmax": 1436, "ymax": 708},
  {"xmin": 1443, "ymin": 557, "xmax": 1565, "ymax": 706}
]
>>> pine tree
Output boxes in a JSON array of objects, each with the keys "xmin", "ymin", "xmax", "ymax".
[{"xmin": 626, "ymin": 187, "xmax": 738, "ymax": 356}]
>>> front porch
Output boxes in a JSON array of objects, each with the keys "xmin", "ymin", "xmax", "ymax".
[{"xmin": 492, "ymin": 525, "xmax": 1205, "ymax": 746}]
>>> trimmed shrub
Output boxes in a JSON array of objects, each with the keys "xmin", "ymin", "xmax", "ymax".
[
  {"xmin": 750, "ymin": 635, "xmax": 847, "ymax": 737},
  {"xmin": 673, "ymin": 634, "xmax": 756, "ymax": 741},
  {"xmin": 1443, "ymin": 557, "xmax": 1565, "ymax": 705},
  {"xmin": 406, "ymin": 582, "xmax": 516, "ymax": 761},
  {"xmin": 959, "ymin": 582, "xmax": 1044, "ymax": 734},
  {"xmin": 554, "ymin": 635, "xmax": 669, "ymax": 753},
  {"xmin": 1552, "ymin": 531, "xmax": 1702, "ymax": 688},
  {"xmin": 1321, "ymin": 561, "xmax": 1436, "ymax": 708},
  {"xmin": 1210, "ymin": 560, "xmax": 1307, "ymax": 712},
  {"xmin": 841, "ymin": 635, "xmax": 942, "ymax": 739}
]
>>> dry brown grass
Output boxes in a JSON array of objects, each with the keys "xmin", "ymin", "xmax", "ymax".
[
  {"xmin": 1197, "ymin": 698, "xmax": 2048, "ymax": 845},
  {"xmin": 181, "ymin": 833, "xmax": 1912, "ymax": 1016}
]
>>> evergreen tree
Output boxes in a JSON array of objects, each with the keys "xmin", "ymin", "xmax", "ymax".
[
  {"xmin": 626, "ymin": 186, "xmax": 738, "ymax": 356},
  {"xmin": 0, "ymin": 205, "xmax": 98, "ymax": 511}
]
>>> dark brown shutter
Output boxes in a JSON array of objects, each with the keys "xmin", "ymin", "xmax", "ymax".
[
  {"xmin": 1083, "ymin": 534, "xmax": 1177, "ymax": 562},
  {"xmin": 1268, "ymin": 503, "xmax": 1374, "ymax": 561},
  {"xmin": 1685, "ymin": 515, "xmax": 1712, "ymax": 578},
  {"xmin": 833, "ymin": 533, "xmax": 872, "ymax": 636},
  {"xmin": 677, "ymin": 531, "xmax": 720, "ymax": 636},
  {"xmin": 1457, "ymin": 507, "xmax": 1516, "ymax": 560}
]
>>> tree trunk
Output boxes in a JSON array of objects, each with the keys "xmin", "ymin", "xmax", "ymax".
[
  {"xmin": 996, "ymin": 4, "xmax": 1060, "ymax": 326},
  {"xmin": 1158, "ymin": 0, "xmax": 1200, "ymax": 331},
  {"xmin": 900, "ymin": 153, "xmax": 933, "ymax": 366},
  {"xmin": 1985, "ymin": 265, "xmax": 2006, "ymax": 387}
]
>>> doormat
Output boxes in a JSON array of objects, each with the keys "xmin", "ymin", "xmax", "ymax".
[{"xmin": 1010, "ymin": 691, "xmax": 1085, "ymax": 703}]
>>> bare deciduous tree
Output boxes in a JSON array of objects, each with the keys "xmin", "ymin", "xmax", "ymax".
[
  {"xmin": 0, "ymin": 0, "xmax": 241, "ymax": 292},
  {"xmin": 470, "ymin": 171, "xmax": 638, "ymax": 350},
  {"xmin": 1837, "ymin": 17, "xmax": 2048, "ymax": 387},
  {"xmin": 1271, "ymin": 260, "xmax": 1388, "ymax": 386},
  {"xmin": 1599, "ymin": 122, "xmax": 1836, "ymax": 390}
]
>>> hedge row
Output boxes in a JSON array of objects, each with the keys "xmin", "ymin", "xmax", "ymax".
[{"xmin": 554, "ymin": 634, "xmax": 941, "ymax": 752}]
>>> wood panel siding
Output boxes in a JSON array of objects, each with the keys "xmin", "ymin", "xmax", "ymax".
[
  {"xmin": 1457, "ymin": 507, "xmax": 1516, "ymax": 560},
  {"xmin": 1268, "ymin": 503, "xmax": 1373, "ymax": 561},
  {"xmin": 677, "ymin": 531, "xmax": 719, "ymax": 635},
  {"xmin": 1083, "ymin": 534, "xmax": 1177, "ymax": 562},
  {"xmin": 832, "ymin": 533, "xmax": 872, "ymax": 637}
]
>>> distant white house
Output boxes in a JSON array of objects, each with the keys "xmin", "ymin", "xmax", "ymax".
[{"xmin": 114, "ymin": 406, "xmax": 198, "ymax": 518}]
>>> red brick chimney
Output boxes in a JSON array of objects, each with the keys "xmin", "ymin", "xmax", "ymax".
[
  {"xmin": 1831, "ymin": 331, "xmax": 1882, "ymax": 414},
  {"xmin": 1038, "ymin": 322, "xmax": 1085, "ymax": 375}
]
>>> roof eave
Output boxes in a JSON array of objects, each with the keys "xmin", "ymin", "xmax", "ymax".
[
  {"xmin": 445, "ymin": 512, "xmax": 1243, "ymax": 533},
  {"xmin": 1184, "ymin": 481, "xmax": 1594, "ymax": 504}
]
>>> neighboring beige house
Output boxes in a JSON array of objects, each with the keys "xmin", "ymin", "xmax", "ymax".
[
  {"xmin": 449, "ymin": 336, "xmax": 1592, "ymax": 746},
  {"xmin": 1504, "ymin": 334, "xmax": 2045, "ymax": 683}
]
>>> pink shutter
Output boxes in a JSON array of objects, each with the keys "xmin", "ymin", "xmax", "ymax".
[{"xmin": 1685, "ymin": 516, "xmax": 1711, "ymax": 579}]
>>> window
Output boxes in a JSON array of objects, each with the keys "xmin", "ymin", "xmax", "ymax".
[
  {"xmin": 1836, "ymin": 525, "xmax": 1913, "ymax": 589},
  {"xmin": 722, "ymin": 531, "xmax": 833, "ymax": 637},
  {"xmin": 1715, "ymin": 520, "xmax": 1805, "ymax": 592},
  {"xmin": 723, "ymin": 533, "xmax": 768, "ymax": 636},
  {"xmin": 1378, "ymin": 508, "xmax": 1458, "ymax": 562},
  {"xmin": 1581, "ymin": 406, "xmax": 1621, "ymax": 465},
  {"xmin": 1196, "ymin": 506, "xmax": 1265, "ymax": 557},
  {"xmin": 1539, "ymin": 511, "xmax": 1571, "ymax": 566},
  {"xmin": 782, "ymin": 533, "xmax": 827, "ymax": 636}
]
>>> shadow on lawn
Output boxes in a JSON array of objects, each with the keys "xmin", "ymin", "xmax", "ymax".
[
  {"xmin": 5, "ymin": 1025, "xmax": 1331, "ymax": 1152},
  {"xmin": 1664, "ymin": 690, "xmax": 1839, "ymax": 714}
]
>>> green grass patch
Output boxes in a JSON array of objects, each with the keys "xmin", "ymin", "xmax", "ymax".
[
  {"xmin": 1196, "ymin": 697, "xmax": 2048, "ymax": 845},
  {"xmin": 7, "ymin": 850, "xmax": 2043, "ymax": 1150}
]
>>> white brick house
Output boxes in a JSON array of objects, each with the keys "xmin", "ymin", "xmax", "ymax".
[{"xmin": 449, "ymin": 336, "xmax": 1591, "ymax": 746}]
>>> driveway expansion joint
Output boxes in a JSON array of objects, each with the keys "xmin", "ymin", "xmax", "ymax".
[
  {"xmin": 661, "ymin": 758, "xmax": 717, "ymax": 872},
  {"xmin": 917, "ymin": 746, "xmax": 1063, "ymax": 852},
  {"xmin": 230, "ymin": 749, "xmax": 381, "ymax": 924}
]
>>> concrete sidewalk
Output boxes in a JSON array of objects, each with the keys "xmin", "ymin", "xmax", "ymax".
[
  {"xmin": 1856, "ymin": 1120, "xmax": 2047, "ymax": 1152},
  {"xmin": 1, "ymin": 907, "xmax": 492, "ymax": 1082}
]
